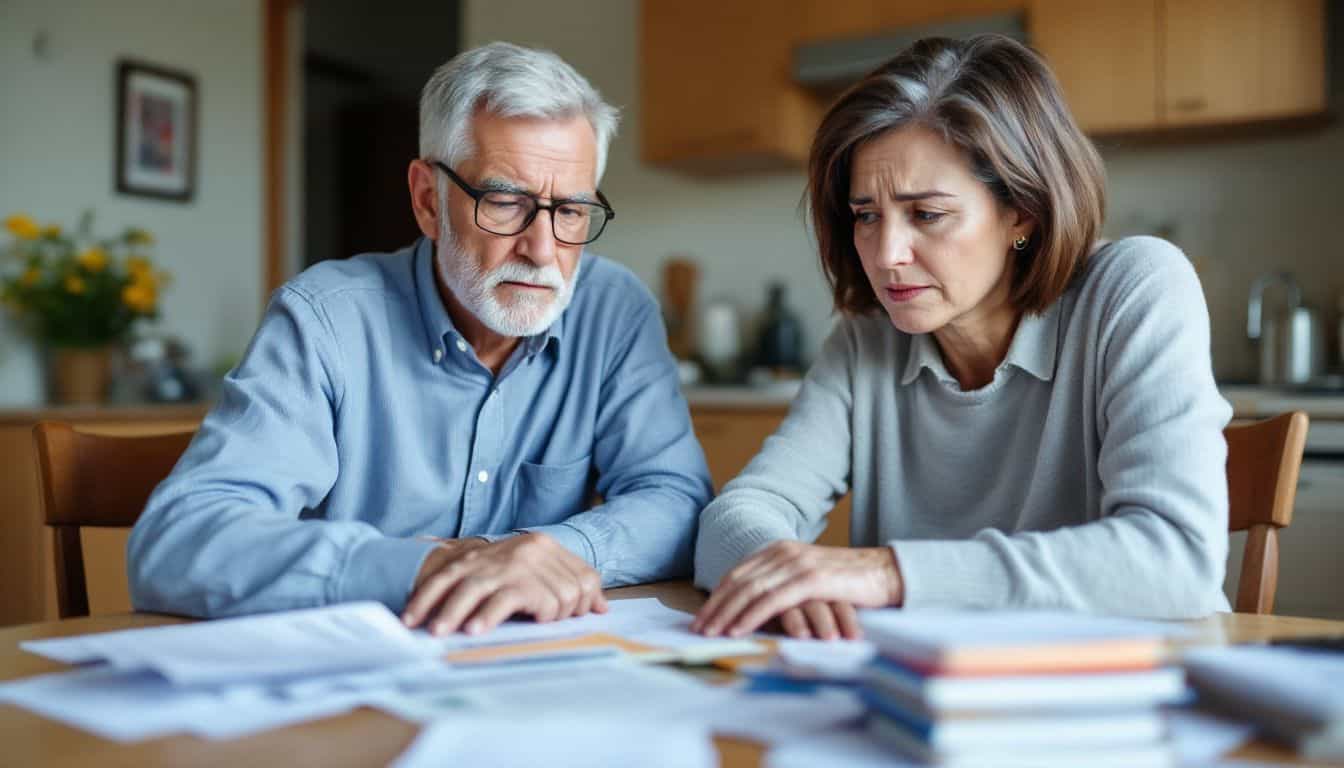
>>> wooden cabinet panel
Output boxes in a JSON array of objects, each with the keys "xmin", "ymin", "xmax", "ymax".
[
  {"xmin": 1254, "ymin": 0, "xmax": 1327, "ymax": 118},
  {"xmin": 1162, "ymin": 0, "xmax": 1325, "ymax": 125},
  {"xmin": 1030, "ymin": 0, "xmax": 1159, "ymax": 134},
  {"xmin": 641, "ymin": 0, "xmax": 822, "ymax": 171}
]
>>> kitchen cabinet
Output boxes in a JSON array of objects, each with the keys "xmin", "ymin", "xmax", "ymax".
[
  {"xmin": 691, "ymin": 405, "xmax": 850, "ymax": 547},
  {"xmin": 1029, "ymin": 0, "xmax": 1160, "ymax": 133},
  {"xmin": 640, "ymin": 0, "xmax": 822, "ymax": 172},
  {"xmin": 1161, "ymin": 0, "xmax": 1325, "ymax": 126},
  {"xmin": 645, "ymin": 0, "xmax": 1326, "ymax": 170},
  {"xmin": 1032, "ymin": 0, "xmax": 1325, "ymax": 134},
  {"xmin": 640, "ymin": 0, "xmax": 1019, "ymax": 172}
]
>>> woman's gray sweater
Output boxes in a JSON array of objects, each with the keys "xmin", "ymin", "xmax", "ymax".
[{"xmin": 694, "ymin": 237, "xmax": 1232, "ymax": 618}]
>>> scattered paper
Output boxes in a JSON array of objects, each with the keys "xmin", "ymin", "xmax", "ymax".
[
  {"xmin": 428, "ymin": 598, "xmax": 693, "ymax": 651},
  {"xmin": 774, "ymin": 638, "xmax": 877, "ymax": 680},
  {"xmin": 767, "ymin": 726, "xmax": 916, "ymax": 768},
  {"xmin": 393, "ymin": 713, "xmax": 717, "ymax": 768},
  {"xmin": 1164, "ymin": 708, "xmax": 1257, "ymax": 765},
  {"xmin": 21, "ymin": 601, "xmax": 437, "ymax": 685},
  {"xmin": 689, "ymin": 688, "xmax": 867, "ymax": 745},
  {"xmin": 0, "ymin": 665, "xmax": 363, "ymax": 742}
]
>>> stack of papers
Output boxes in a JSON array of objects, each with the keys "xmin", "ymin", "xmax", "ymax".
[
  {"xmin": 856, "ymin": 610, "xmax": 1188, "ymax": 767},
  {"xmin": 1183, "ymin": 644, "xmax": 1344, "ymax": 760}
]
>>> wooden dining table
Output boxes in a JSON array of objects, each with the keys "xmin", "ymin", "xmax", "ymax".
[{"xmin": 3, "ymin": 580, "xmax": 1341, "ymax": 767}]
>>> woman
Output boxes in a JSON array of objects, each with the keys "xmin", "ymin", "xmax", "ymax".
[{"xmin": 691, "ymin": 34, "xmax": 1231, "ymax": 640}]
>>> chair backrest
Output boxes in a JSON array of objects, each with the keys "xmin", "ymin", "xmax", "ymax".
[
  {"xmin": 1225, "ymin": 411, "xmax": 1309, "ymax": 615},
  {"xmin": 31, "ymin": 421, "xmax": 195, "ymax": 618}
]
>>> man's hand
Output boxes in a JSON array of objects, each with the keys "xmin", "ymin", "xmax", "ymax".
[
  {"xmin": 401, "ymin": 533, "xmax": 607, "ymax": 636},
  {"xmin": 691, "ymin": 542, "xmax": 902, "ymax": 639}
]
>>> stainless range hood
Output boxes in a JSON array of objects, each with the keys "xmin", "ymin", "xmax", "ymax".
[{"xmin": 793, "ymin": 12, "xmax": 1027, "ymax": 90}]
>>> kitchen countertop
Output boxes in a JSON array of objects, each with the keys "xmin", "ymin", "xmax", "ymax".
[
  {"xmin": 2, "ymin": 384, "xmax": 1340, "ymax": 425},
  {"xmin": 683, "ymin": 382, "xmax": 802, "ymax": 408},
  {"xmin": 1219, "ymin": 385, "xmax": 1344, "ymax": 420},
  {"xmin": 0, "ymin": 402, "xmax": 212, "ymax": 426}
]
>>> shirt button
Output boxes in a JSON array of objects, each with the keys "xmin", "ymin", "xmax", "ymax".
[
  {"xmin": 432, "ymin": 348, "xmax": 443, "ymax": 363},
  {"xmin": 456, "ymin": 338, "xmax": 468, "ymax": 353},
  {"xmin": 477, "ymin": 470, "xmax": 489, "ymax": 483},
  {"xmin": 490, "ymin": 388, "xmax": 499, "ymax": 398}
]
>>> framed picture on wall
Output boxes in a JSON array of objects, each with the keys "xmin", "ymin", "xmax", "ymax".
[{"xmin": 115, "ymin": 59, "xmax": 197, "ymax": 202}]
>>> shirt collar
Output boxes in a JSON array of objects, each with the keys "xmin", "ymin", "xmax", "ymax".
[
  {"xmin": 898, "ymin": 300, "xmax": 1061, "ymax": 386},
  {"xmin": 412, "ymin": 237, "xmax": 569, "ymax": 361}
]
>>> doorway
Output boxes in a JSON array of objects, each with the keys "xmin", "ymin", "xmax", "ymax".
[{"xmin": 302, "ymin": 0, "xmax": 460, "ymax": 267}]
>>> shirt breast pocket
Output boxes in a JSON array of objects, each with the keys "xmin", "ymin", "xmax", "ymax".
[{"xmin": 514, "ymin": 455, "xmax": 595, "ymax": 527}]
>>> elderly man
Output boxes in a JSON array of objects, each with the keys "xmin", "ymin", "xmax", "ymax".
[{"xmin": 128, "ymin": 42, "xmax": 712, "ymax": 636}]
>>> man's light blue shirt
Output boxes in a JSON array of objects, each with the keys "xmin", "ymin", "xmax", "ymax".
[{"xmin": 128, "ymin": 238, "xmax": 713, "ymax": 617}]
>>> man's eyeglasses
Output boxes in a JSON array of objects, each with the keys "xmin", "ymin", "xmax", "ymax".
[{"xmin": 429, "ymin": 161, "xmax": 615, "ymax": 246}]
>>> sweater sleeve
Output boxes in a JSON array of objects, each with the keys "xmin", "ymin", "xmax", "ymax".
[
  {"xmin": 892, "ymin": 239, "xmax": 1233, "ymax": 619},
  {"xmin": 693, "ymin": 321, "xmax": 856, "ymax": 589}
]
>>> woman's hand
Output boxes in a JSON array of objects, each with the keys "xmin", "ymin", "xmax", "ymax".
[
  {"xmin": 691, "ymin": 542, "xmax": 903, "ymax": 638},
  {"xmin": 776, "ymin": 600, "xmax": 862, "ymax": 640}
]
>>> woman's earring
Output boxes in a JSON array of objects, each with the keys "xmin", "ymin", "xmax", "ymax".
[{"xmin": 1012, "ymin": 235, "xmax": 1029, "ymax": 251}]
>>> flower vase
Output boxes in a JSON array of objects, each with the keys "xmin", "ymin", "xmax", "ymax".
[{"xmin": 47, "ymin": 346, "xmax": 112, "ymax": 405}]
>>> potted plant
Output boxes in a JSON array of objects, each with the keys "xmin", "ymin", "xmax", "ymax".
[{"xmin": 1, "ymin": 212, "xmax": 169, "ymax": 404}]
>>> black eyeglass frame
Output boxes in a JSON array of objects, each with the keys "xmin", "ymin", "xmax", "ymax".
[{"xmin": 429, "ymin": 160, "xmax": 615, "ymax": 245}]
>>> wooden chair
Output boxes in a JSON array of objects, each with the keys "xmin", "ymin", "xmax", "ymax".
[
  {"xmin": 1226, "ymin": 411, "xmax": 1309, "ymax": 614},
  {"xmin": 32, "ymin": 422, "xmax": 195, "ymax": 618}
]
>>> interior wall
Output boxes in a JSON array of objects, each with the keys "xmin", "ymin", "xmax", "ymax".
[{"xmin": 0, "ymin": 0, "xmax": 264, "ymax": 405}]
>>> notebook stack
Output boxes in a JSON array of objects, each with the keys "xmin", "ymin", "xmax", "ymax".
[{"xmin": 856, "ymin": 611, "xmax": 1188, "ymax": 768}]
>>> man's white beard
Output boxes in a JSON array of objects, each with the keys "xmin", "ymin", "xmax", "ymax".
[{"xmin": 435, "ymin": 224, "xmax": 580, "ymax": 339}]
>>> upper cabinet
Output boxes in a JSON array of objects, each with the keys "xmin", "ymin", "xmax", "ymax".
[
  {"xmin": 1031, "ymin": 0, "xmax": 1325, "ymax": 134},
  {"xmin": 1161, "ymin": 0, "xmax": 1325, "ymax": 126},
  {"xmin": 640, "ymin": 0, "xmax": 1021, "ymax": 172},
  {"xmin": 642, "ymin": 0, "xmax": 1328, "ymax": 173},
  {"xmin": 640, "ymin": 0, "xmax": 822, "ymax": 172},
  {"xmin": 1029, "ymin": 0, "xmax": 1160, "ymax": 134}
]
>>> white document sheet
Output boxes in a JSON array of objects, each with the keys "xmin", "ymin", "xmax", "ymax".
[
  {"xmin": 464, "ymin": 659, "xmax": 723, "ymax": 713},
  {"xmin": 1164, "ymin": 708, "xmax": 1257, "ymax": 765},
  {"xmin": 0, "ymin": 665, "xmax": 365, "ymax": 742},
  {"xmin": 773, "ymin": 638, "xmax": 877, "ymax": 680},
  {"xmin": 393, "ymin": 714, "xmax": 717, "ymax": 768},
  {"xmin": 429, "ymin": 597, "xmax": 693, "ymax": 651},
  {"xmin": 690, "ymin": 689, "xmax": 867, "ymax": 745},
  {"xmin": 21, "ymin": 601, "xmax": 438, "ymax": 685},
  {"xmin": 766, "ymin": 726, "xmax": 917, "ymax": 768}
]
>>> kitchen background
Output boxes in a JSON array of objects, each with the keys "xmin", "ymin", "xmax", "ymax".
[
  {"xmin": 2, "ymin": 0, "xmax": 1343, "ymax": 398},
  {"xmin": 0, "ymin": 0, "xmax": 1341, "ymax": 622}
]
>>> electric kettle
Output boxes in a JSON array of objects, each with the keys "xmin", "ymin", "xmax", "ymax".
[{"xmin": 1248, "ymin": 272, "xmax": 1326, "ymax": 386}]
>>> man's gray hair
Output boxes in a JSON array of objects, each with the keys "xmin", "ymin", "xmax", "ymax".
[{"xmin": 419, "ymin": 42, "xmax": 620, "ymax": 183}]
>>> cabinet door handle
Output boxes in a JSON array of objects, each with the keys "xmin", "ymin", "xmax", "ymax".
[{"xmin": 1170, "ymin": 97, "xmax": 1207, "ymax": 112}]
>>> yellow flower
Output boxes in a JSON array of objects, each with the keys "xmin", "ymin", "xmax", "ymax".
[
  {"xmin": 20, "ymin": 267, "xmax": 42, "ymax": 287},
  {"xmin": 77, "ymin": 247, "xmax": 108, "ymax": 273},
  {"xmin": 125, "ymin": 228, "xmax": 155, "ymax": 246},
  {"xmin": 4, "ymin": 214, "xmax": 40, "ymax": 240},
  {"xmin": 64, "ymin": 275, "xmax": 86, "ymax": 295},
  {"xmin": 41, "ymin": 225, "xmax": 61, "ymax": 239},
  {"xmin": 127, "ymin": 256, "xmax": 152, "ymax": 277},
  {"xmin": 122, "ymin": 281, "xmax": 157, "ymax": 313}
]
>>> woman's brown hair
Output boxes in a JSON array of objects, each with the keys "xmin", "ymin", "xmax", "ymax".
[{"xmin": 807, "ymin": 34, "xmax": 1106, "ymax": 316}]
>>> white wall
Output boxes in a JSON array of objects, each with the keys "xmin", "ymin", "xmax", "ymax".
[
  {"xmin": 464, "ymin": 0, "xmax": 1344, "ymax": 380},
  {"xmin": 0, "ymin": 0, "xmax": 263, "ymax": 405}
]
